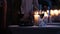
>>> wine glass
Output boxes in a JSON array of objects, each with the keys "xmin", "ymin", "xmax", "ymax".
[{"xmin": 38, "ymin": 11, "xmax": 46, "ymax": 26}]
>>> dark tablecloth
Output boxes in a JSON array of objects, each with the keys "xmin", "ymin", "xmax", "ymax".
[{"xmin": 8, "ymin": 25, "xmax": 60, "ymax": 34}]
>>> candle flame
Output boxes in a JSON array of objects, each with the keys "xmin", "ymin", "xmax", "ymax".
[
  {"xmin": 44, "ymin": 12, "xmax": 48, "ymax": 17},
  {"xmin": 47, "ymin": 10, "xmax": 49, "ymax": 13},
  {"xmin": 34, "ymin": 11, "xmax": 40, "ymax": 24},
  {"xmin": 34, "ymin": 11, "xmax": 39, "ymax": 15},
  {"xmin": 54, "ymin": 9, "xmax": 58, "ymax": 16},
  {"xmin": 50, "ymin": 10, "xmax": 54, "ymax": 16}
]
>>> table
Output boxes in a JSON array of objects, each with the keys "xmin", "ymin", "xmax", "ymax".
[{"xmin": 8, "ymin": 24, "xmax": 60, "ymax": 34}]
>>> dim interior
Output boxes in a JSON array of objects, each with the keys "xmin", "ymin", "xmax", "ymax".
[
  {"xmin": 1, "ymin": 0, "xmax": 60, "ymax": 34},
  {"xmin": 1, "ymin": 0, "xmax": 60, "ymax": 26}
]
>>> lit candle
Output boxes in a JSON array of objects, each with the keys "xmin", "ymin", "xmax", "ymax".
[
  {"xmin": 34, "ymin": 11, "xmax": 40, "ymax": 25},
  {"xmin": 54, "ymin": 9, "xmax": 58, "ymax": 16},
  {"xmin": 34, "ymin": 15, "xmax": 40, "ymax": 23},
  {"xmin": 50, "ymin": 10, "xmax": 54, "ymax": 16}
]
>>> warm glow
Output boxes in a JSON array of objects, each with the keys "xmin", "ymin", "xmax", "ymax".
[
  {"xmin": 50, "ymin": 10, "xmax": 54, "ymax": 16},
  {"xmin": 39, "ymin": 11, "xmax": 41, "ymax": 14},
  {"xmin": 58, "ymin": 10, "xmax": 60, "ymax": 14},
  {"xmin": 42, "ymin": 11, "xmax": 45, "ymax": 14},
  {"xmin": 44, "ymin": 12, "xmax": 48, "ymax": 17},
  {"xmin": 54, "ymin": 9, "xmax": 58, "ymax": 16},
  {"xmin": 34, "ymin": 15, "xmax": 40, "ymax": 23},
  {"xmin": 34, "ymin": 11, "xmax": 39, "ymax": 15},
  {"xmin": 34, "ymin": 11, "xmax": 40, "ymax": 23},
  {"xmin": 47, "ymin": 10, "xmax": 49, "ymax": 13}
]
